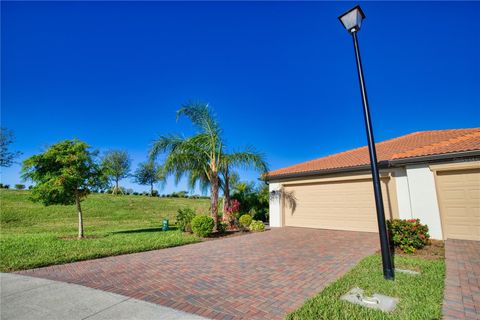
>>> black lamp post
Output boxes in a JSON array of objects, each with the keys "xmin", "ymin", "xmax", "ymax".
[{"xmin": 338, "ymin": 5, "xmax": 394, "ymax": 280}]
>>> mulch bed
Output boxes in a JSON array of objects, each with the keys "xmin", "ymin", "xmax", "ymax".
[
  {"xmin": 393, "ymin": 240, "xmax": 445, "ymax": 260},
  {"xmin": 201, "ymin": 228, "xmax": 269, "ymax": 241}
]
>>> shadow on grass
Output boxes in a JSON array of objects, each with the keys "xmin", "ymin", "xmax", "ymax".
[{"xmin": 112, "ymin": 226, "xmax": 179, "ymax": 234}]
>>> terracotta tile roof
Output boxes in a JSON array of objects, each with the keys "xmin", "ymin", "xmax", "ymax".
[{"xmin": 267, "ymin": 128, "xmax": 480, "ymax": 178}]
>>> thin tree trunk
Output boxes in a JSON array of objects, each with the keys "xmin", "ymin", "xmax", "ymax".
[
  {"xmin": 75, "ymin": 192, "xmax": 84, "ymax": 239},
  {"xmin": 223, "ymin": 175, "xmax": 231, "ymax": 212},
  {"xmin": 210, "ymin": 172, "xmax": 219, "ymax": 232},
  {"xmin": 150, "ymin": 183, "xmax": 153, "ymax": 197}
]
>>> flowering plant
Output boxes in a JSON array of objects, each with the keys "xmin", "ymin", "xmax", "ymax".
[
  {"xmin": 223, "ymin": 199, "xmax": 240, "ymax": 230},
  {"xmin": 387, "ymin": 218, "xmax": 430, "ymax": 254},
  {"xmin": 225, "ymin": 199, "xmax": 240, "ymax": 214}
]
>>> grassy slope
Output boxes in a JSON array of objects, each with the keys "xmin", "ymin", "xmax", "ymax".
[
  {"xmin": 287, "ymin": 254, "xmax": 445, "ymax": 320},
  {"xmin": 0, "ymin": 190, "xmax": 210, "ymax": 272}
]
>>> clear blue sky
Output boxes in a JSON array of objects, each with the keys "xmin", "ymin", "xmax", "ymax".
[{"xmin": 1, "ymin": 1, "xmax": 479, "ymax": 194}]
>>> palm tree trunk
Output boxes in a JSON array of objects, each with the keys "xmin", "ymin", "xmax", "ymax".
[
  {"xmin": 150, "ymin": 183, "xmax": 153, "ymax": 197},
  {"xmin": 223, "ymin": 176, "xmax": 231, "ymax": 212},
  {"xmin": 75, "ymin": 192, "xmax": 84, "ymax": 239},
  {"xmin": 211, "ymin": 172, "xmax": 219, "ymax": 232}
]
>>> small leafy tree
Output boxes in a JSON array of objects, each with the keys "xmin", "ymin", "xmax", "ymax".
[
  {"xmin": 0, "ymin": 128, "xmax": 22, "ymax": 167},
  {"xmin": 21, "ymin": 139, "xmax": 103, "ymax": 238},
  {"xmin": 101, "ymin": 150, "xmax": 131, "ymax": 195},
  {"xmin": 133, "ymin": 161, "xmax": 165, "ymax": 196}
]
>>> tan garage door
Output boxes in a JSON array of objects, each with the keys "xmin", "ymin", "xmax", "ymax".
[
  {"xmin": 436, "ymin": 169, "xmax": 480, "ymax": 241},
  {"xmin": 283, "ymin": 178, "xmax": 395, "ymax": 232}
]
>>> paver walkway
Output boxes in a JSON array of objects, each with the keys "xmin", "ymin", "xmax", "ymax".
[
  {"xmin": 443, "ymin": 239, "xmax": 480, "ymax": 320},
  {"xmin": 18, "ymin": 227, "xmax": 378, "ymax": 319}
]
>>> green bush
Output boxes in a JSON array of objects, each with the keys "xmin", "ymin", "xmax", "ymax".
[
  {"xmin": 249, "ymin": 220, "xmax": 265, "ymax": 232},
  {"xmin": 217, "ymin": 222, "xmax": 228, "ymax": 234},
  {"xmin": 239, "ymin": 214, "xmax": 253, "ymax": 228},
  {"xmin": 14, "ymin": 184, "xmax": 26, "ymax": 190},
  {"xmin": 387, "ymin": 218, "xmax": 430, "ymax": 254},
  {"xmin": 176, "ymin": 208, "xmax": 196, "ymax": 232},
  {"xmin": 191, "ymin": 215, "xmax": 214, "ymax": 237}
]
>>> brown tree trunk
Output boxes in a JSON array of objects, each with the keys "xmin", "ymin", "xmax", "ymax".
[
  {"xmin": 75, "ymin": 192, "xmax": 84, "ymax": 239},
  {"xmin": 223, "ymin": 169, "xmax": 231, "ymax": 213},
  {"xmin": 150, "ymin": 183, "xmax": 154, "ymax": 197},
  {"xmin": 210, "ymin": 172, "xmax": 219, "ymax": 232},
  {"xmin": 222, "ymin": 172, "xmax": 233, "ymax": 228}
]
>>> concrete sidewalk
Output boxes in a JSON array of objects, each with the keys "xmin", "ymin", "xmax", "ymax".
[{"xmin": 0, "ymin": 273, "xmax": 208, "ymax": 320}]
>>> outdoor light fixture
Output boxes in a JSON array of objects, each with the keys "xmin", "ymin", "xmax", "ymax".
[
  {"xmin": 338, "ymin": 5, "xmax": 395, "ymax": 280},
  {"xmin": 338, "ymin": 5, "xmax": 365, "ymax": 33}
]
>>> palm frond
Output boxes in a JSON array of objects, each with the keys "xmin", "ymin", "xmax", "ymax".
[
  {"xmin": 176, "ymin": 102, "xmax": 222, "ymax": 138},
  {"xmin": 149, "ymin": 134, "xmax": 185, "ymax": 160},
  {"xmin": 223, "ymin": 147, "xmax": 269, "ymax": 174}
]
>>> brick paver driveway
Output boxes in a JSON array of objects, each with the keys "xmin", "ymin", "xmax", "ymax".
[
  {"xmin": 443, "ymin": 239, "xmax": 480, "ymax": 320},
  {"xmin": 18, "ymin": 228, "xmax": 378, "ymax": 319}
]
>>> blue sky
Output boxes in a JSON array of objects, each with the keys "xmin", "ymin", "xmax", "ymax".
[{"xmin": 1, "ymin": 1, "xmax": 479, "ymax": 194}]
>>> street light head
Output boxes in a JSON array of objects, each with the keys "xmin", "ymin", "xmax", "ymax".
[{"xmin": 338, "ymin": 5, "xmax": 365, "ymax": 33}]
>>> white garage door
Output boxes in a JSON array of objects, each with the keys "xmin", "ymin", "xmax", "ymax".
[
  {"xmin": 283, "ymin": 178, "xmax": 395, "ymax": 233},
  {"xmin": 436, "ymin": 169, "xmax": 480, "ymax": 241}
]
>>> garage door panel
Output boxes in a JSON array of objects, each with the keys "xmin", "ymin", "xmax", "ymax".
[
  {"xmin": 437, "ymin": 169, "xmax": 480, "ymax": 241},
  {"xmin": 283, "ymin": 179, "xmax": 392, "ymax": 233}
]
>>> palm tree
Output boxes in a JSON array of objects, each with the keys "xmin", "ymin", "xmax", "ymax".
[
  {"xmin": 220, "ymin": 149, "xmax": 268, "ymax": 218},
  {"xmin": 150, "ymin": 102, "xmax": 268, "ymax": 231},
  {"xmin": 150, "ymin": 103, "xmax": 223, "ymax": 230}
]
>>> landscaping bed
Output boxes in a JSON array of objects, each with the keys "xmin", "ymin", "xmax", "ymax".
[
  {"xmin": 394, "ymin": 239, "xmax": 444, "ymax": 260},
  {"xmin": 201, "ymin": 228, "xmax": 269, "ymax": 241}
]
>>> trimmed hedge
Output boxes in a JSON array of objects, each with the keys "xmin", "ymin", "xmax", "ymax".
[
  {"xmin": 249, "ymin": 220, "xmax": 265, "ymax": 232},
  {"xmin": 239, "ymin": 214, "xmax": 253, "ymax": 228},
  {"xmin": 191, "ymin": 215, "xmax": 214, "ymax": 237}
]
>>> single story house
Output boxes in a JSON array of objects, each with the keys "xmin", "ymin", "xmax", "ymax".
[{"xmin": 266, "ymin": 128, "xmax": 480, "ymax": 240}]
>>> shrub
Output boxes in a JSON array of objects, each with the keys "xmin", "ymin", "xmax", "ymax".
[
  {"xmin": 217, "ymin": 222, "xmax": 228, "ymax": 234},
  {"xmin": 191, "ymin": 215, "xmax": 214, "ymax": 237},
  {"xmin": 387, "ymin": 218, "xmax": 430, "ymax": 254},
  {"xmin": 249, "ymin": 220, "xmax": 265, "ymax": 232},
  {"xmin": 239, "ymin": 214, "xmax": 253, "ymax": 229},
  {"xmin": 14, "ymin": 184, "xmax": 25, "ymax": 190},
  {"xmin": 176, "ymin": 208, "xmax": 196, "ymax": 232}
]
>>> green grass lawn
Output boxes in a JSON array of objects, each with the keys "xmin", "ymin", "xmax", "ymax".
[
  {"xmin": 0, "ymin": 189, "xmax": 210, "ymax": 272},
  {"xmin": 287, "ymin": 254, "xmax": 445, "ymax": 320}
]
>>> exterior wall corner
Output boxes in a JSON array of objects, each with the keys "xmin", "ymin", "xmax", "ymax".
[
  {"xmin": 405, "ymin": 164, "xmax": 443, "ymax": 239},
  {"xmin": 268, "ymin": 182, "xmax": 282, "ymax": 227}
]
